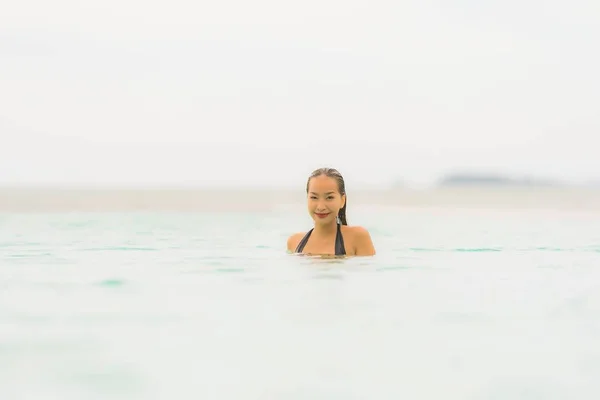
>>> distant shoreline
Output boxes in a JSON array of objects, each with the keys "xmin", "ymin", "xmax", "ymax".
[
  {"xmin": 1, "ymin": 186, "xmax": 600, "ymax": 212},
  {"xmin": 438, "ymin": 173, "xmax": 565, "ymax": 187}
]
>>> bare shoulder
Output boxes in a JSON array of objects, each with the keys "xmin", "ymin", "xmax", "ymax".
[
  {"xmin": 287, "ymin": 232, "xmax": 306, "ymax": 252},
  {"xmin": 342, "ymin": 225, "xmax": 372, "ymax": 238},
  {"xmin": 342, "ymin": 225, "xmax": 376, "ymax": 256}
]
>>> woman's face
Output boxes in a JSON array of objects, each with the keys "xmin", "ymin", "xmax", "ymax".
[{"xmin": 307, "ymin": 175, "xmax": 345, "ymax": 225}]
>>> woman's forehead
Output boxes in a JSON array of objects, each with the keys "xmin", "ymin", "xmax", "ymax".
[{"xmin": 308, "ymin": 175, "xmax": 339, "ymax": 192}]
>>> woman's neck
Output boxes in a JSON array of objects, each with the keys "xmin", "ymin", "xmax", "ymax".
[{"xmin": 313, "ymin": 220, "xmax": 338, "ymax": 236}]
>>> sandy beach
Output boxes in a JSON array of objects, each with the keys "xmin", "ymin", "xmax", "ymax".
[{"xmin": 1, "ymin": 186, "xmax": 599, "ymax": 213}]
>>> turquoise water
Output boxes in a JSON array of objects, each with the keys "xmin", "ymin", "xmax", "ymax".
[{"xmin": 2, "ymin": 208, "xmax": 600, "ymax": 399}]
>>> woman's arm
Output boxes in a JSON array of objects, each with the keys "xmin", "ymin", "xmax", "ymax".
[
  {"xmin": 287, "ymin": 233, "xmax": 304, "ymax": 253},
  {"xmin": 352, "ymin": 226, "xmax": 376, "ymax": 256}
]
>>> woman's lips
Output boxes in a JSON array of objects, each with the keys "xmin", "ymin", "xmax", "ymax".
[{"xmin": 315, "ymin": 213, "xmax": 330, "ymax": 218}]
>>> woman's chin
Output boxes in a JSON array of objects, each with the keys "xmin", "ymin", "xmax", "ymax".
[{"xmin": 312, "ymin": 216, "xmax": 334, "ymax": 225}]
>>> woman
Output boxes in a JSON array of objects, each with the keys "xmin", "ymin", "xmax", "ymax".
[{"xmin": 287, "ymin": 167, "xmax": 376, "ymax": 256}]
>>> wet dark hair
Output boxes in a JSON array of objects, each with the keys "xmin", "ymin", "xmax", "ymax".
[{"xmin": 306, "ymin": 167, "xmax": 348, "ymax": 225}]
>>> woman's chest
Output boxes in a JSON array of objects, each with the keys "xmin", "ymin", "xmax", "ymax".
[{"xmin": 301, "ymin": 235, "xmax": 355, "ymax": 256}]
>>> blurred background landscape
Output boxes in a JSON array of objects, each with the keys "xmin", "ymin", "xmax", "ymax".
[
  {"xmin": 1, "ymin": 0, "xmax": 598, "ymax": 211},
  {"xmin": 2, "ymin": 174, "xmax": 600, "ymax": 212}
]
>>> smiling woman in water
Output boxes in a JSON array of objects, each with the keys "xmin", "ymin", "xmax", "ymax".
[{"xmin": 287, "ymin": 167, "xmax": 376, "ymax": 257}]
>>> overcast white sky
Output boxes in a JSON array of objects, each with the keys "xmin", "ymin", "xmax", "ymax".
[{"xmin": 1, "ymin": 0, "xmax": 598, "ymax": 188}]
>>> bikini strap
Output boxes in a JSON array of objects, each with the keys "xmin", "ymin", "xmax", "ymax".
[
  {"xmin": 295, "ymin": 229, "xmax": 313, "ymax": 253},
  {"xmin": 335, "ymin": 223, "xmax": 346, "ymax": 256}
]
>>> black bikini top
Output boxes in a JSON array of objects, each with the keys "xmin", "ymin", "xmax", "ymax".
[{"xmin": 294, "ymin": 223, "xmax": 346, "ymax": 255}]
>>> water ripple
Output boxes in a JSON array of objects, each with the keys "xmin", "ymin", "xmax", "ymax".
[{"xmin": 80, "ymin": 246, "xmax": 158, "ymax": 252}]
